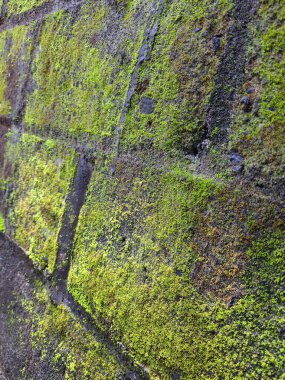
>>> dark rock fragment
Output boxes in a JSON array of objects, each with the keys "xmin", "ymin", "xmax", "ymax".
[
  {"xmin": 140, "ymin": 97, "xmax": 155, "ymax": 114},
  {"xmin": 175, "ymin": 268, "xmax": 183, "ymax": 277},
  {"xmin": 230, "ymin": 151, "xmax": 243, "ymax": 164},
  {"xmin": 241, "ymin": 96, "xmax": 250, "ymax": 105},
  {"xmin": 241, "ymin": 96, "xmax": 251, "ymax": 112},
  {"xmin": 229, "ymin": 295, "xmax": 238, "ymax": 307},
  {"xmin": 173, "ymin": 371, "xmax": 180, "ymax": 380},
  {"xmin": 212, "ymin": 36, "xmax": 220, "ymax": 51},
  {"xmin": 125, "ymin": 371, "xmax": 141, "ymax": 380},
  {"xmin": 230, "ymin": 151, "xmax": 244, "ymax": 173},
  {"xmin": 279, "ymin": 327, "xmax": 285, "ymax": 340},
  {"xmin": 246, "ymin": 86, "xmax": 255, "ymax": 94}
]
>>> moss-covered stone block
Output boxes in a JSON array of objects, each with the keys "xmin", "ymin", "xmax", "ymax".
[
  {"xmin": 5, "ymin": 132, "xmax": 76, "ymax": 272},
  {"xmin": 24, "ymin": 0, "xmax": 152, "ymax": 142},
  {"xmin": 122, "ymin": 0, "xmax": 233, "ymax": 156},
  {"xmin": 7, "ymin": 0, "xmax": 47, "ymax": 16},
  {"xmin": 0, "ymin": 24, "xmax": 33, "ymax": 116}
]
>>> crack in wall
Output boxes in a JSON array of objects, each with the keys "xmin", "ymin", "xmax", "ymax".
[
  {"xmin": 53, "ymin": 156, "xmax": 93, "ymax": 298},
  {"xmin": 111, "ymin": 0, "xmax": 165, "ymax": 175}
]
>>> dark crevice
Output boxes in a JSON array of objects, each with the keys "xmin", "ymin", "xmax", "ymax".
[
  {"xmin": 206, "ymin": 0, "xmax": 260, "ymax": 142},
  {"xmin": 53, "ymin": 156, "xmax": 92, "ymax": 298},
  {"xmin": 111, "ymin": 0, "xmax": 165, "ymax": 174},
  {"xmin": 0, "ymin": 0, "xmax": 85, "ymax": 32}
]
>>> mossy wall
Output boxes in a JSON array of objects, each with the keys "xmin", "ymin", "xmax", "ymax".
[
  {"xmin": 0, "ymin": 0, "xmax": 284, "ymax": 379},
  {"xmin": 7, "ymin": 0, "xmax": 47, "ymax": 16},
  {"xmin": 6, "ymin": 133, "xmax": 77, "ymax": 272}
]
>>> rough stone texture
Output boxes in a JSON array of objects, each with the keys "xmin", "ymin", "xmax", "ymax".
[
  {"xmin": 140, "ymin": 97, "xmax": 155, "ymax": 114},
  {"xmin": 0, "ymin": 233, "xmax": 63, "ymax": 379},
  {"xmin": 0, "ymin": 0, "xmax": 284, "ymax": 379}
]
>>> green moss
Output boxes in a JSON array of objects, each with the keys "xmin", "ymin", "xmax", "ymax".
[
  {"xmin": 19, "ymin": 284, "xmax": 127, "ymax": 379},
  {"xmin": 205, "ymin": 232, "xmax": 285, "ymax": 380},
  {"xmin": 6, "ymin": 132, "xmax": 76, "ymax": 272},
  {"xmin": 69, "ymin": 154, "xmax": 285, "ymax": 378},
  {"xmin": 229, "ymin": 0, "xmax": 285, "ymax": 183},
  {"xmin": 66, "ymin": 2, "xmax": 285, "ymax": 375},
  {"xmin": 24, "ymin": 1, "xmax": 151, "ymax": 142},
  {"xmin": 68, "ymin": 156, "xmax": 223, "ymax": 377},
  {"xmin": 1, "ymin": 0, "xmax": 284, "ymax": 378},
  {"xmin": 0, "ymin": 32, "xmax": 11, "ymax": 115},
  {"xmin": 7, "ymin": 0, "xmax": 47, "ymax": 16},
  {"xmin": 122, "ymin": 0, "xmax": 233, "ymax": 156}
]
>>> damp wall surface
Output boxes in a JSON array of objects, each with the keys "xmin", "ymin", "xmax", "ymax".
[{"xmin": 0, "ymin": 0, "xmax": 285, "ymax": 379}]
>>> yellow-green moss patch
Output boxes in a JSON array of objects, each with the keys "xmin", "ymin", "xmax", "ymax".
[
  {"xmin": 6, "ymin": 132, "xmax": 76, "ymax": 272},
  {"xmin": 7, "ymin": 0, "xmax": 47, "ymax": 16}
]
